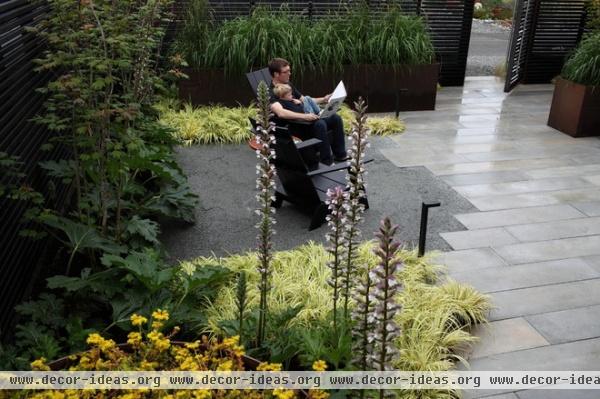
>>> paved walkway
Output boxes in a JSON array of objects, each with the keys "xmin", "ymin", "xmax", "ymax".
[{"xmin": 384, "ymin": 77, "xmax": 600, "ymax": 399}]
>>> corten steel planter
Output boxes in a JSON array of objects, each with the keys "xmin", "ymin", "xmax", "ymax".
[
  {"xmin": 180, "ymin": 64, "xmax": 439, "ymax": 112},
  {"xmin": 547, "ymin": 77, "xmax": 600, "ymax": 137}
]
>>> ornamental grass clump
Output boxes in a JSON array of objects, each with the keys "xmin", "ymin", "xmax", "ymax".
[
  {"xmin": 176, "ymin": 3, "xmax": 434, "ymax": 75},
  {"xmin": 159, "ymin": 103, "xmax": 256, "ymax": 145},
  {"xmin": 338, "ymin": 104, "xmax": 406, "ymax": 136},
  {"xmin": 561, "ymin": 32, "xmax": 600, "ymax": 87}
]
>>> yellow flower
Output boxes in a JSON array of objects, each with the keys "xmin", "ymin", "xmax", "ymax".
[
  {"xmin": 147, "ymin": 330, "xmax": 170, "ymax": 351},
  {"xmin": 179, "ymin": 357, "xmax": 199, "ymax": 371},
  {"xmin": 192, "ymin": 390, "xmax": 211, "ymax": 399},
  {"xmin": 308, "ymin": 389, "xmax": 330, "ymax": 399},
  {"xmin": 99, "ymin": 338, "xmax": 116, "ymax": 352},
  {"xmin": 30, "ymin": 358, "xmax": 50, "ymax": 371},
  {"xmin": 86, "ymin": 333, "xmax": 104, "ymax": 346},
  {"xmin": 151, "ymin": 321, "xmax": 164, "ymax": 330},
  {"xmin": 78, "ymin": 356, "xmax": 93, "ymax": 370},
  {"xmin": 185, "ymin": 340, "xmax": 201, "ymax": 350},
  {"xmin": 139, "ymin": 360, "xmax": 158, "ymax": 370},
  {"xmin": 312, "ymin": 360, "xmax": 328, "ymax": 372},
  {"xmin": 130, "ymin": 313, "xmax": 148, "ymax": 326},
  {"xmin": 257, "ymin": 362, "xmax": 282, "ymax": 371},
  {"xmin": 216, "ymin": 360, "xmax": 233, "ymax": 371},
  {"xmin": 273, "ymin": 389, "xmax": 295, "ymax": 399},
  {"xmin": 152, "ymin": 309, "xmax": 169, "ymax": 321},
  {"xmin": 127, "ymin": 332, "xmax": 142, "ymax": 346},
  {"xmin": 221, "ymin": 336, "xmax": 239, "ymax": 348}
]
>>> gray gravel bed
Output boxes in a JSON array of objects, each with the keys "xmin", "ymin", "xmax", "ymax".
[
  {"xmin": 161, "ymin": 137, "xmax": 475, "ymax": 263},
  {"xmin": 467, "ymin": 19, "xmax": 511, "ymax": 76}
]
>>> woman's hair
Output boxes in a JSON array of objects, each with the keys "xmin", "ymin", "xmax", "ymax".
[{"xmin": 273, "ymin": 83, "xmax": 292, "ymax": 98}]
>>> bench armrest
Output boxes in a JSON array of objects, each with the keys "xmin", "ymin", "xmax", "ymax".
[
  {"xmin": 296, "ymin": 138, "xmax": 321, "ymax": 149},
  {"xmin": 306, "ymin": 155, "xmax": 375, "ymax": 177}
]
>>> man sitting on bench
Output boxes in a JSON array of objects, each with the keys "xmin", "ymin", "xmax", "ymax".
[{"xmin": 268, "ymin": 58, "xmax": 348, "ymax": 166}]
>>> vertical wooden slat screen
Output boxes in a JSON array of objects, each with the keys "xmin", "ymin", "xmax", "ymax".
[
  {"xmin": 0, "ymin": 0, "xmax": 69, "ymax": 340},
  {"xmin": 523, "ymin": 0, "xmax": 587, "ymax": 84},
  {"xmin": 505, "ymin": 0, "xmax": 587, "ymax": 92}
]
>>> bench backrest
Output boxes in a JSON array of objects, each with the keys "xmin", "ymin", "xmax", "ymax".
[{"xmin": 246, "ymin": 68, "xmax": 272, "ymax": 96}]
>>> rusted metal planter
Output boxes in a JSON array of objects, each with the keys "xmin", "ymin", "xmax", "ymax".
[
  {"xmin": 547, "ymin": 77, "xmax": 600, "ymax": 137},
  {"xmin": 179, "ymin": 64, "xmax": 440, "ymax": 112}
]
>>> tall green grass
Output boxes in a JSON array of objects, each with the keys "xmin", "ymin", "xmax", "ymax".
[
  {"xmin": 562, "ymin": 32, "xmax": 600, "ymax": 87},
  {"xmin": 176, "ymin": 3, "xmax": 435, "ymax": 76}
]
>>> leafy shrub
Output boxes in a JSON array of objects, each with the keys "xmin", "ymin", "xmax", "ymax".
[
  {"xmin": 561, "ymin": 32, "xmax": 600, "ymax": 86},
  {"xmin": 176, "ymin": 4, "xmax": 435, "ymax": 75},
  {"xmin": 12, "ymin": 310, "xmax": 311, "ymax": 399}
]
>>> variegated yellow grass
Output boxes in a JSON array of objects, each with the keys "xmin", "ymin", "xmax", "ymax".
[{"xmin": 181, "ymin": 242, "xmax": 490, "ymax": 380}]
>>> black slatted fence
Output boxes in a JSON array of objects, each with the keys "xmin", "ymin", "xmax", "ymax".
[
  {"xmin": 505, "ymin": 0, "xmax": 587, "ymax": 92},
  {"xmin": 0, "ymin": 0, "xmax": 70, "ymax": 340}
]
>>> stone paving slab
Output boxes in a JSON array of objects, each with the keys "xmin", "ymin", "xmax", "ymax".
[
  {"xmin": 434, "ymin": 247, "xmax": 506, "ymax": 273},
  {"xmin": 583, "ymin": 255, "xmax": 600, "ymax": 273},
  {"xmin": 469, "ymin": 187, "xmax": 600, "ymax": 211},
  {"xmin": 467, "ymin": 318, "xmax": 549, "ymax": 359},
  {"xmin": 464, "ymin": 392, "xmax": 519, "ymax": 399},
  {"xmin": 572, "ymin": 201, "xmax": 600, "ymax": 217},
  {"xmin": 489, "ymin": 278, "xmax": 600, "ymax": 321},
  {"xmin": 466, "ymin": 337, "xmax": 600, "ymax": 371},
  {"xmin": 526, "ymin": 304, "xmax": 600, "ymax": 345},
  {"xmin": 379, "ymin": 148, "xmax": 471, "ymax": 167},
  {"xmin": 454, "ymin": 177, "xmax": 594, "ymax": 198},
  {"xmin": 516, "ymin": 390, "xmax": 600, "ymax": 399},
  {"xmin": 505, "ymin": 217, "xmax": 600, "ymax": 242},
  {"xmin": 441, "ymin": 171, "xmax": 529, "ymax": 186},
  {"xmin": 524, "ymin": 164, "xmax": 600, "ymax": 179},
  {"xmin": 454, "ymin": 205, "xmax": 585, "ymax": 230},
  {"xmin": 462, "ymin": 147, "xmax": 600, "ymax": 163},
  {"xmin": 493, "ymin": 235, "xmax": 600, "ymax": 265},
  {"xmin": 440, "ymin": 227, "xmax": 518, "ymax": 250},
  {"xmin": 427, "ymin": 158, "xmax": 579, "ymax": 176},
  {"xmin": 449, "ymin": 258, "xmax": 599, "ymax": 293}
]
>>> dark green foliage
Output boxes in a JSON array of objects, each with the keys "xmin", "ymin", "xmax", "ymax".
[
  {"xmin": 562, "ymin": 32, "xmax": 600, "ymax": 86},
  {"xmin": 2, "ymin": 0, "xmax": 205, "ymax": 368},
  {"xmin": 586, "ymin": 0, "xmax": 600, "ymax": 32},
  {"xmin": 176, "ymin": 3, "xmax": 435, "ymax": 75}
]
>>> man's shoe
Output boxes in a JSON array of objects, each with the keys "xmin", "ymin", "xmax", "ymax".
[{"xmin": 333, "ymin": 155, "xmax": 350, "ymax": 162}]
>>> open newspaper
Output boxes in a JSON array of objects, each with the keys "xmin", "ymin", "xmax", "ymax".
[{"xmin": 319, "ymin": 81, "xmax": 346, "ymax": 119}]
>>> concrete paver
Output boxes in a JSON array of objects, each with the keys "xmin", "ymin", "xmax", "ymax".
[
  {"xmin": 526, "ymin": 304, "xmax": 600, "ymax": 344},
  {"xmin": 440, "ymin": 227, "xmax": 518, "ymax": 250},
  {"xmin": 467, "ymin": 318, "xmax": 550, "ymax": 359},
  {"xmin": 489, "ymin": 278, "xmax": 600, "ymax": 321},
  {"xmin": 434, "ymin": 247, "xmax": 506, "ymax": 273},
  {"xmin": 454, "ymin": 205, "xmax": 585, "ymax": 230},
  {"xmin": 449, "ymin": 258, "xmax": 599, "ymax": 293}
]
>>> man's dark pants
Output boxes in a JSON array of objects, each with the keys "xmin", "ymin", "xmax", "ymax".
[{"xmin": 292, "ymin": 114, "xmax": 347, "ymax": 165}]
